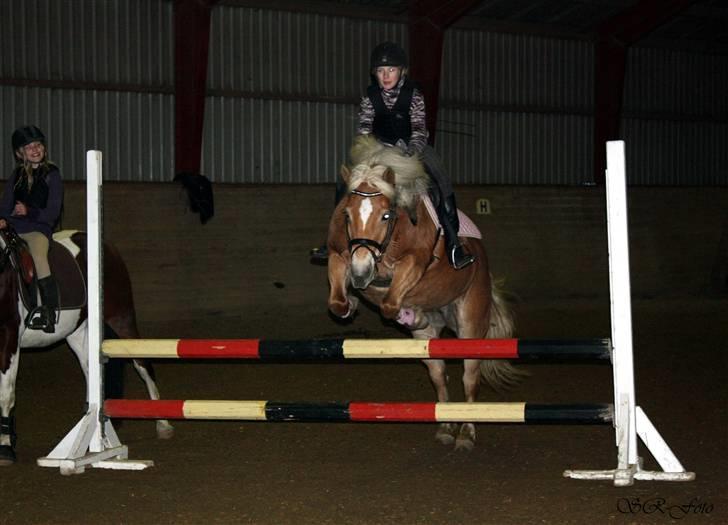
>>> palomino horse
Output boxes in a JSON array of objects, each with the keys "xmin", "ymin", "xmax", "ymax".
[
  {"xmin": 327, "ymin": 136, "xmax": 522, "ymax": 450},
  {"xmin": 0, "ymin": 229, "xmax": 173, "ymax": 465}
]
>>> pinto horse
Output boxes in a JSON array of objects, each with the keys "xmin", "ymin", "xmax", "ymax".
[
  {"xmin": 0, "ymin": 228, "xmax": 173, "ymax": 465},
  {"xmin": 327, "ymin": 136, "xmax": 522, "ymax": 450}
]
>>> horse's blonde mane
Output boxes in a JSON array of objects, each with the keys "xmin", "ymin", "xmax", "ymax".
[{"xmin": 348, "ymin": 135, "xmax": 429, "ymax": 210}]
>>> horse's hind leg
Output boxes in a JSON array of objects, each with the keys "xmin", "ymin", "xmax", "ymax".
[
  {"xmin": 423, "ymin": 357, "xmax": 459, "ymax": 446},
  {"xmin": 131, "ymin": 359, "xmax": 174, "ymax": 439},
  {"xmin": 412, "ymin": 312, "xmax": 456, "ymax": 446},
  {"xmin": 66, "ymin": 327, "xmax": 174, "ymax": 440}
]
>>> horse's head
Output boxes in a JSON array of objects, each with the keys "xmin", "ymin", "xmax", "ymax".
[
  {"xmin": 334, "ymin": 136, "xmax": 430, "ymax": 290},
  {"xmin": 340, "ymin": 163, "xmax": 398, "ymax": 289}
]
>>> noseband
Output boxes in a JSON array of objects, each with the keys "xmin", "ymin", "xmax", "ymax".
[{"xmin": 346, "ymin": 189, "xmax": 397, "ymax": 262}]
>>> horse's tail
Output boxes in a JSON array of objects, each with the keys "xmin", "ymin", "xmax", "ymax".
[{"xmin": 480, "ymin": 278, "xmax": 528, "ymax": 391}]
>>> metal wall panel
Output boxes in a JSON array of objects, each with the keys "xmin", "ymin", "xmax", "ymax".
[
  {"xmin": 624, "ymin": 47, "xmax": 728, "ymax": 117},
  {"xmin": 435, "ymin": 29, "xmax": 594, "ymax": 185},
  {"xmin": 202, "ymin": 96, "xmax": 358, "ymax": 184},
  {"xmin": 621, "ymin": 118, "xmax": 728, "ymax": 185},
  {"xmin": 0, "ymin": 0, "xmax": 173, "ymax": 85},
  {"xmin": 0, "ymin": 0, "xmax": 173, "ymax": 182},
  {"xmin": 1, "ymin": 3, "xmax": 724, "ymax": 186},
  {"xmin": 203, "ymin": 7, "xmax": 405, "ymax": 183},
  {"xmin": 208, "ymin": 7, "xmax": 407, "ymax": 98},
  {"xmin": 437, "ymin": 108, "xmax": 593, "ymax": 185},
  {"xmin": 620, "ymin": 47, "xmax": 728, "ymax": 185},
  {"xmin": 441, "ymin": 30, "xmax": 593, "ymax": 111},
  {"xmin": 0, "ymin": 86, "xmax": 174, "ymax": 182}
]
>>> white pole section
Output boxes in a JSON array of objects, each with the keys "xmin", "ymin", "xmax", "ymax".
[
  {"xmin": 605, "ymin": 141, "xmax": 638, "ymax": 466},
  {"xmin": 86, "ymin": 150, "xmax": 104, "ymax": 451}
]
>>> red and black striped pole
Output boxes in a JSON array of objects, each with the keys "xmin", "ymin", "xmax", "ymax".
[
  {"xmin": 103, "ymin": 338, "xmax": 611, "ymax": 361},
  {"xmin": 104, "ymin": 399, "xmax": 613, "ymax": 425}
]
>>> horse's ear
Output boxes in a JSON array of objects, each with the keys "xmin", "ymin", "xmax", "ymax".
[
  {"xmin": 340, "ymin": 164, "xmax": 351, "ymax": 184},
  {"xmin": 383, "ymin": 167, "xmax": 395, "ymax": 186}
]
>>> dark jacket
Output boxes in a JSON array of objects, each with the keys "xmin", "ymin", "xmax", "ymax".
[{"xmin": 0, "ymin": 164, "xmax": 63, "ymax": 238}]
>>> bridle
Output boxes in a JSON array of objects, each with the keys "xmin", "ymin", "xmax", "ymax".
[{"xmin": 345, "ymin": 189, "xmax": 397, "ymax": 263}]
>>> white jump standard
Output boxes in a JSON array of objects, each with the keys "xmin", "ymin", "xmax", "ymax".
[{"xmin": 37, "ymin": 143, "xmax": 694, "ymax": 485}]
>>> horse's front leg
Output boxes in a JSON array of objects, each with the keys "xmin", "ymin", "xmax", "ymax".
[
  {"xmin": 380, "ymin": 256, "xmax": 426, "ymax": 320},
  {"xmin": 327, "ymin": 252, "xmax": 358, "ymax": 318},
  {"xmin": 0, "ymin": 344, "xmax": 20, "ymax": 465}
]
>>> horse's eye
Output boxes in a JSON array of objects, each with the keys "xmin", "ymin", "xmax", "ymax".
[{"xmin": 382, "ymin": 212, "xmax": 391, "ymax": 221}]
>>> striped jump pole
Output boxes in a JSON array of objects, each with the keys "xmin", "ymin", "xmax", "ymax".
[
  {"xmin": 104, "ymin": 400, "xmax": 614, "ymax": 424},
  {"xmin": 102, "ymin": 338, "xmax": 612, "ymax": 360},
  {"xmin": 38, "ymin": 142, "xmax": 695, "ymax": 485}
]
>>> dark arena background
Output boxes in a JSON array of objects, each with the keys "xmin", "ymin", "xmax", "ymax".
[{"xmin": 1, "ymin": 1, "xmax": 727, "ymax": 524}]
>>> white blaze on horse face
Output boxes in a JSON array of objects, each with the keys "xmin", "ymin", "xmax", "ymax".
[
  {"xmin": 350, "ymin": 198, "xmax": 377, "ymax": 286},
  {"xmin": 359, "ymin": 197, "xmax": 374, "ymax": 227}
]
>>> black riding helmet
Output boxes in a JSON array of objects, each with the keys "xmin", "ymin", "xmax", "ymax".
[
  {"xmin": 370, "ymin": 41, "xmax": 408, "ymax": 71},
  {"xmin": 12, "ymin": 125, "xmax": 46, "ymax": 157}
]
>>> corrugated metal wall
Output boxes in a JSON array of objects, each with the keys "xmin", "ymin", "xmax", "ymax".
[
  {"xmin": 438, "ymin": 31, "xmax": 593, "ymax": 184},
  {"xmin": 1, "ymin": 1, "xmax": 725, "ymax": 185},
  {"xmin": 0, "ymin": 0, "xmax": 173, "ymax": 181},
  {"xmin": 203, "ymin": 7, "xmax": 406, "ymax": 184},
  {"xmin": 622, "ymin": 47, "xmax": 728, "ymax": 185}
]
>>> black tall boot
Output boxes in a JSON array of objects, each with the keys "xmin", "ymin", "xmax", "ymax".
[
  {"xmin": 310, "ymin": 178, "xmax": 348, "ymax": 262},
  {"xmin": 37, "ymin": 276, "xmax": 59, "ymax": 334},
  {"xmin": 437, "ymin": 195, "xmax": 475, "ymax": 270}
]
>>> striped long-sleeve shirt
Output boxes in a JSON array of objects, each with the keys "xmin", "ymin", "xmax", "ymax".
[{"xmin": 357, "ymin": 78, "xmax": 429, "ymax": 156}]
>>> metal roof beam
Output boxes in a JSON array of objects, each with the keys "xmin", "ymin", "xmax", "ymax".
[
  {"xmin": 408, "ymin": 0, "xmax": 482, "ymax": 143},
  {"xmin": 593, "ymin": 0, "xmax": 698, "ymax": 184},
  {"xmin": 174, "ymin": 0, "xmax": 219, "ymax": 177}
]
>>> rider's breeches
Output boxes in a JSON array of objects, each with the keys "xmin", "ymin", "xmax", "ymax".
[
  {"xmin": 419, "ymin": 145, "xmax": 453, "ymax": 201},
  {"xmin": 19, "ymin": 231, "xmax": 51, "ymax": 279}
]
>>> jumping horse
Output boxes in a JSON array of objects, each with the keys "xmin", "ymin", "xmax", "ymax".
[
  {"xmin": 327, "ymin": 136, "xmax": 523, "ymax": 450},
  {"xmin": 0, "ymin": 228, "xmax": 173, "ymax": 465}
]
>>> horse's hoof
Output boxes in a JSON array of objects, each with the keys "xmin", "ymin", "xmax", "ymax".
[
  {"xmin": 156, "ymin": 421, "xmax": 175, "ymax": 440},
  {"xmin": 60, "ymin": 465, "xmax": 84, "ymax": 476},
  {"xmin": 434, "ymin": 424, "xmax": 456, "ymax": 446},
  {"xmin": 0, "ymin": 445, "xmax": 17, "ymax": 465},
  {"xmin": 454, "ymin": 437, "xmax": 475, "ymax": 452},
  {"xmin": 454, "ymin": 424, "xmax": 476, "ymax": 451}
]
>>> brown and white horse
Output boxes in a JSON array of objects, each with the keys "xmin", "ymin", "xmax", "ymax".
[
  {"xmin": 0, "ymin": 229, "xmax": 173, "ymax": 465},
  {"xmin": 327, "ymin": 136, "xmax": 522, "ymax": 450}
]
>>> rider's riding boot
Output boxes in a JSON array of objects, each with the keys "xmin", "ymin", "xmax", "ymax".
[
  {"xmin": 438, "ymin": 195, "xmax": 475, "ymax": 270},
  {"xmin": 37, "ymin": 276, "xmax": 58, "ymax": 334},
  {"xmin": 311, "ymin": 178, "xmax": 348, "ymax": 262},
  {"xmin": 310, "ymin": 244, "xmax": 329, "ymax": 260}
]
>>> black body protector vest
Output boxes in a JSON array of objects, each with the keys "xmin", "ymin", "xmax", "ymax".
[
  {"xmin": 13, "ymin": 167, "xmax": 50, "ymax": 210},
  {"xmin": 367, "ymin": 80, "xmax": 415, "ymax": 146}
]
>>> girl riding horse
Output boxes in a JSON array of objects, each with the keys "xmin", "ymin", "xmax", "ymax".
[
  {"xmin": 312, "ymin": 42, "xmax": 474, "ymax": 270},
  {"xmin": 327, "ymin": 136, "xmax": 522, "ymax": 450},
  {"xmin": 0, "ymin": 126, "xmax": 62, "ymax": 333}
]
